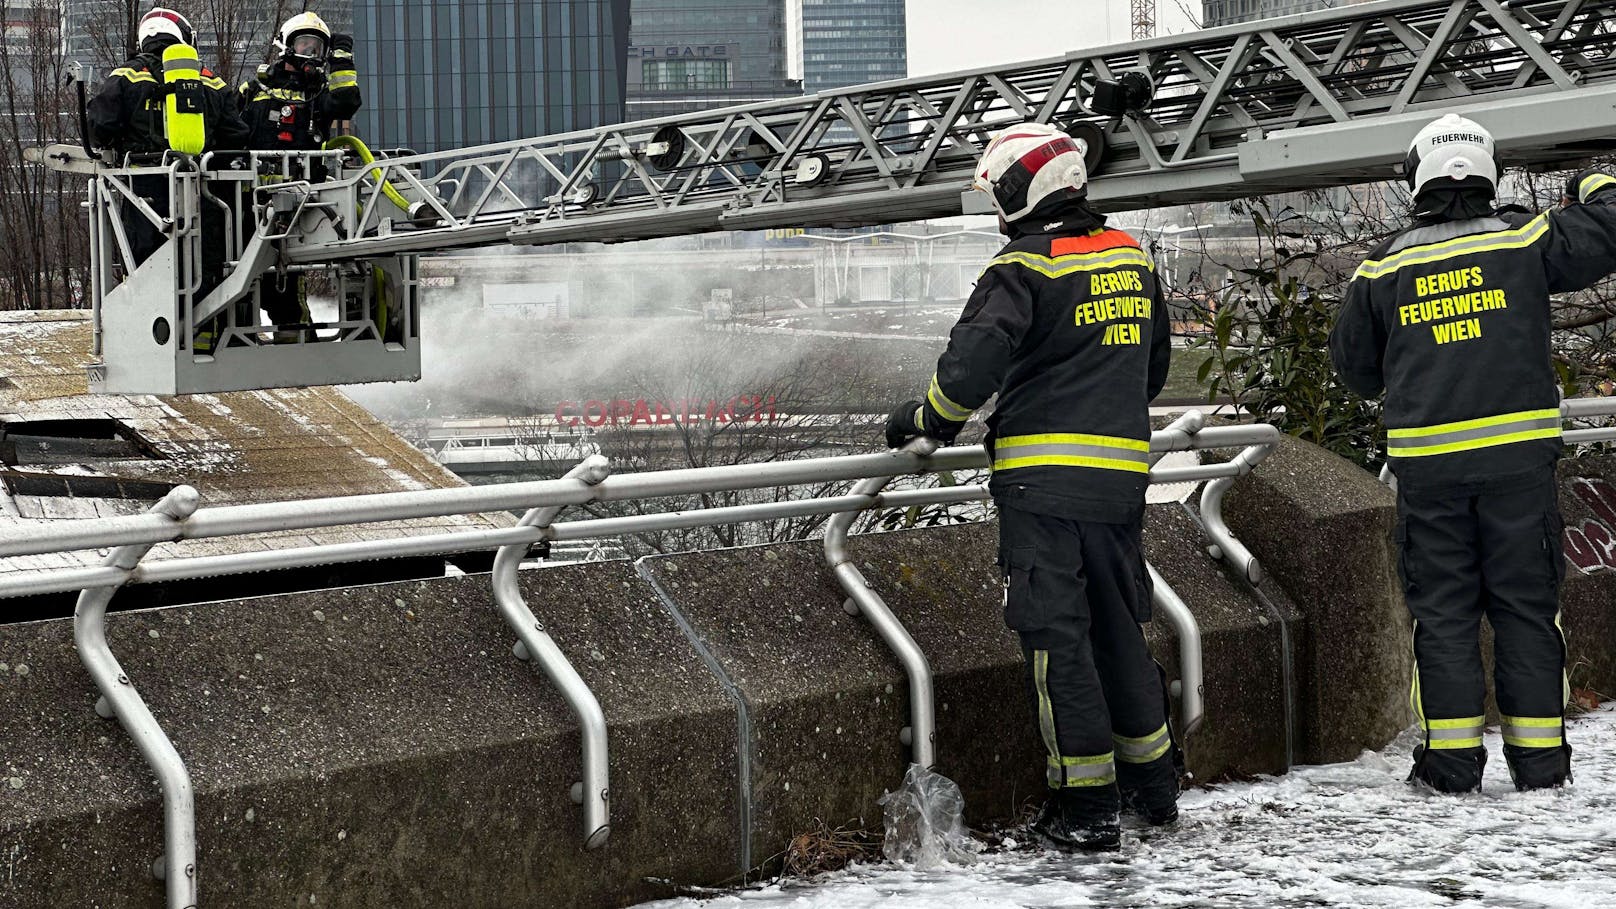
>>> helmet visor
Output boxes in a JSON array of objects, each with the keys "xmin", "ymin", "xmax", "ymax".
[{"xmin": 289, "ymin": 33, "xmax": 326, "ymax": 58}]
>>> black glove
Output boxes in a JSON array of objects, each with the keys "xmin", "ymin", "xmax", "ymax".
[
  {"xmin": 329, "ymin": 33, "xmax": 354, "ymax": 55},
  {"xmin": 1567, "ymin": 168, "xmax": 1615, "ymax": 205},
  {"xmin": 885, "ymin": 400, "xmax": 925, "ymax": 450}
]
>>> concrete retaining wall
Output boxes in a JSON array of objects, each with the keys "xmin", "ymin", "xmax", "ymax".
[{"xmin": 9, "ymin": 442, "xmax": 1608, "ymax": 907}]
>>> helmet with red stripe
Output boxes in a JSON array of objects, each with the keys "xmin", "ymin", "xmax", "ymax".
[
  {"xmin": 138, "ymin": 7, "xmax": 195, "ymax": 47},
  {"xmin": 972, "ymin": 122, "xmax": 1089, "ymax": 224}
]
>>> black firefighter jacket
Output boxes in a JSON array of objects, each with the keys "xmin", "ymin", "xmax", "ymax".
[
  {"xmin": 1330, "ymin": 173, "xmax": 1616, "ymax": 495},
  {"xmin": 238, "ymin": 46, "xmax": 361, "ymax": 151},
  {"xmin": 87, "ymin": 49, "xmax": 249, "ymax": 157},
  {"xmin": 919, "ymin": 215, "xmax": 1172, "ymax": 523}
]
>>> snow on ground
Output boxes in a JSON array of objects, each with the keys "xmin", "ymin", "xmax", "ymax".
[{"xmin": 640, "ymin": 708, "xmax": 1616, "ymax": 909}]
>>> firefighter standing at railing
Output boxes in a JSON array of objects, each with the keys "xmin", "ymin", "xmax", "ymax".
[
  {"xmin": 1331, "ymin": 114, "xmax": 1616, "ymax": 793},
  {"xmin": 86, "ymin": 7, "xmax": 248, "ymax": 270},
  {"xmin": 885, "ymin": 122, "xmax": 1179, "ymax": 852},
  {"xmin": 239, "ymin": 11, "xmax": 362, "ymax": 335}
]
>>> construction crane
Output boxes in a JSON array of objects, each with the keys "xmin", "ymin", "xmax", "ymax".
[
  {"xmin": 1132, "ymin": 0, "xmax": 1158, "ymax": 40},
  {"xmin": 39, "ymin": 0, "xmax": 1616, "ymax": 395}
]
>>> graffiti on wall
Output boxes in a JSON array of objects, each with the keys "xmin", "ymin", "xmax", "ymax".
[{"xmin": 1564, "ymin": 477, "xmax": 1616, "ymax": 574}]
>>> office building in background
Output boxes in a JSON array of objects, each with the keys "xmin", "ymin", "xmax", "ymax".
[
  {"xmin": 626, "ymin": 0, "xmax": 798, "ymax": 119},
  {"xmin": 1203, "ymin": 0, "xmax": 1373, "ymax": 27},
  {"xmin": 800, "ymin": 0, "xmax": 906, "ymax": 94},
  {"xmin": 354, "ymin": 0, "xmax": 631, "ymax": 153}
]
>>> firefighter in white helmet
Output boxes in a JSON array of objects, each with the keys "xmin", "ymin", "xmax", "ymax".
[
  {"xmin": 885, "ymin": 122, "xmax": 1178, "ymax": 851},
  {"xmin": 238, "ymin": 10, "xmax": 362, "ymax": 337},
  {"xmin": 86, "ymin": 7, "xmax": 247, "ymax": 294},
  {"xmin": 240, "ymin": 11, "xmax": 360, "ymax": 152},
  {"xmin": 1332, "ymin": 114, "xmax": 1616, "ymax": 793}
]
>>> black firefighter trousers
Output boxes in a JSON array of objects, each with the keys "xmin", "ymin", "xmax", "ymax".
[
  {"xmin": 1396, "ymin": 468, "xmax": 1572, "ymax": 791},
  {"xmin": 997, "ymin": 503, "xmax": 1177, "ymax": 817}
]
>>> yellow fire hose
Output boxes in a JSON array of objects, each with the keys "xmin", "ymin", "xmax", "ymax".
[{"xmin": 322, "ymin": 134, "xmax": 414, "ymax": 215}]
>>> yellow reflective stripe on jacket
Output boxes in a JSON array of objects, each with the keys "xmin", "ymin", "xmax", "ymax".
[
  {"xmin": 201, "ymin": 76, "xmax": 227, "ymax": 90},
  {"xmin": 329, "ymin": 69, "xmax": 358, "ymax": 90},
  {"xmin": 1500, "ymin": 715, "xmax": 1564, "ymax": 748},
  {"xmin": 989, "ymin": 247, "xmax": 1154, "ymax": 278},
  {"xmin": 1579, "ymin": 173, "xmax": 1616, "ymax": 203},
  {"xmin": 993, "ymin": 432, "xmax": 1151, "ymax": 474},
  {"xmin": 1354, "ymin": 214, "xmax": 1549, "ymax": 281},
  {"xmin": 1424, "ymin": 715, "xmax": 1485, "ymax": 750},
  {"xmin": 250, "ymin": 86, "xmax": 310, "ymax": 102},
  {"xmin": 1386, "ymin": 408, "xmax": 1561, "ymax": 458},
  {"xmin": 111, "ymin": 66, "xmax": 158, "ymax": 84},
  {"xmin": 926, "ymin": 374, "xmax": 972, "ymax": 423}
]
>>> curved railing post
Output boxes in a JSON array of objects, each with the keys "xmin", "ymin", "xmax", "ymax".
[
  {"xmin": 75, "ymin": 486, "xmax": 201, "ymax": 909},
  {"xmin": 491, "ymin": 455, "xmax": 613, "ymax": 849},
  {"xmin": 823, "ymin": 438, "xmax": 941, "ymax": 769},
  {"xmin": 1199, "ymin": 438, "xmax": 1278, "ymax": 587},
  {"xmin": 1145, "ymin": 560, "xmax": 1204, "ymax": 737}
]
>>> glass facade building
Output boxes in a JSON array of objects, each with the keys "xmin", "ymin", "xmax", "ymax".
[
  {"xmin": 353, "ymin": 0, "xmax": 631, "ymax": 154},
  {"xmin": 626, "ymin": 0, "xmax": 798, "ymax": 119},
  {"xmin": 1203, "ymin": 0, "xmax": 1372, "ymax": 27},
  {"xmin": 800, "ymin": 0, "xmax": 905, "ymax": 95}
]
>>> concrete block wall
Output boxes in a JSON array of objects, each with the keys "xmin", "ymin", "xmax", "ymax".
[{"xmin": 8, "ymin": 441, "xmax": 1609, "ymax": 908}]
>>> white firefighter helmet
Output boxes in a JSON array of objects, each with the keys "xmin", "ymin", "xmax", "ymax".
[
  {"xmin": 137, "ymin": 7, "xmax": 194, "ymax": 46},
  {"xmin": 275, "ymin": 11, "xmax": 331, "ymax": 60},
  {"xmin": 1405, "ymin": 113, "xmax": 1498, "ymax": 198},
  {"xmin": 972, "ymin": 122, "xmax": 1089, "ymax": 223}
]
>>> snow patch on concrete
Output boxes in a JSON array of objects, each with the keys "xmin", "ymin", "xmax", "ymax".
[{"xmin": 640, "ymin": 708, "xmax": 1616, "ymax": 908}]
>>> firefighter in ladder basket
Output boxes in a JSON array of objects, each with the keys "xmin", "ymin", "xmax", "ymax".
[
  {"xmin": 87, "ymin": 7, "xmax": 247, "ymax": 288},
  {"xmin": 239, "ymin": 10, "xmax": 362, "ymax": 341}
]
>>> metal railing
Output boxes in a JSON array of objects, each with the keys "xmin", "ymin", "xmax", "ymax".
[{"xmin": 0, "ymin": 414, "xmax": 1278, "ymax": 909}]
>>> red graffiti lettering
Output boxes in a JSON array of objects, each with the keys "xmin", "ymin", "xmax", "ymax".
[
  {"xmin": 1564, "ymin": 477, "xmax": 1616, "ymax": 574},
  {"xmin": 1573, "ymin": 477, "xmax": 1616, "ymax": 527}
]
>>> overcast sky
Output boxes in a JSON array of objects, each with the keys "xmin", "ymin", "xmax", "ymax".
[{"xmin": 905, "ymin": 0, "xmax": 1201, "ymax": 77}]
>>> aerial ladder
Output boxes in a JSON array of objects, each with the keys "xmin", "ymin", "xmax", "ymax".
[{"xmin": 41, "ymin": 0, "xmax": 1616, "ymax": 395}]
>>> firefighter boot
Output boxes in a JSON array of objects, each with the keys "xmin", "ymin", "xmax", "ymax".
[
  {"xmin": 1030, "ymin": 785, "xmax": 1121, "ymax": 852},
  {"xmin": 1118, "ymin": 751, "xmax": 1179, "ymax": 825},
  {"xmin": 1507, "ymin": 742, "xmax": 1572, "ymax": 791},
  {"xmin": 1409, "ymin": 744, "xmax": 1486, "ymax": 793}
]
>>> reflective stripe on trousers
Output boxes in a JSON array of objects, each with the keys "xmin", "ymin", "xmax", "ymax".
[
  {"xmin": 1113, "ymin": 723, "xmax": 1171, "ymax": 763},
  {"xmin": 1033, "ymin": 649, "xmax": 1116, "ymax": 787},
  {"xmin": 994, "ymin": 433, "xmax": 1151, "ymax": 474},
  {"xmin": 1424, "ymin": 715, "xmax": 1485, "ymax": 750},
  {"xmin": 1501, "ymin": 715, "xmax": 1564, "ymax": 748},
  {"xmin": 1386, "ymin": 409, "xmax": 1561, "ymax": 458}
]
